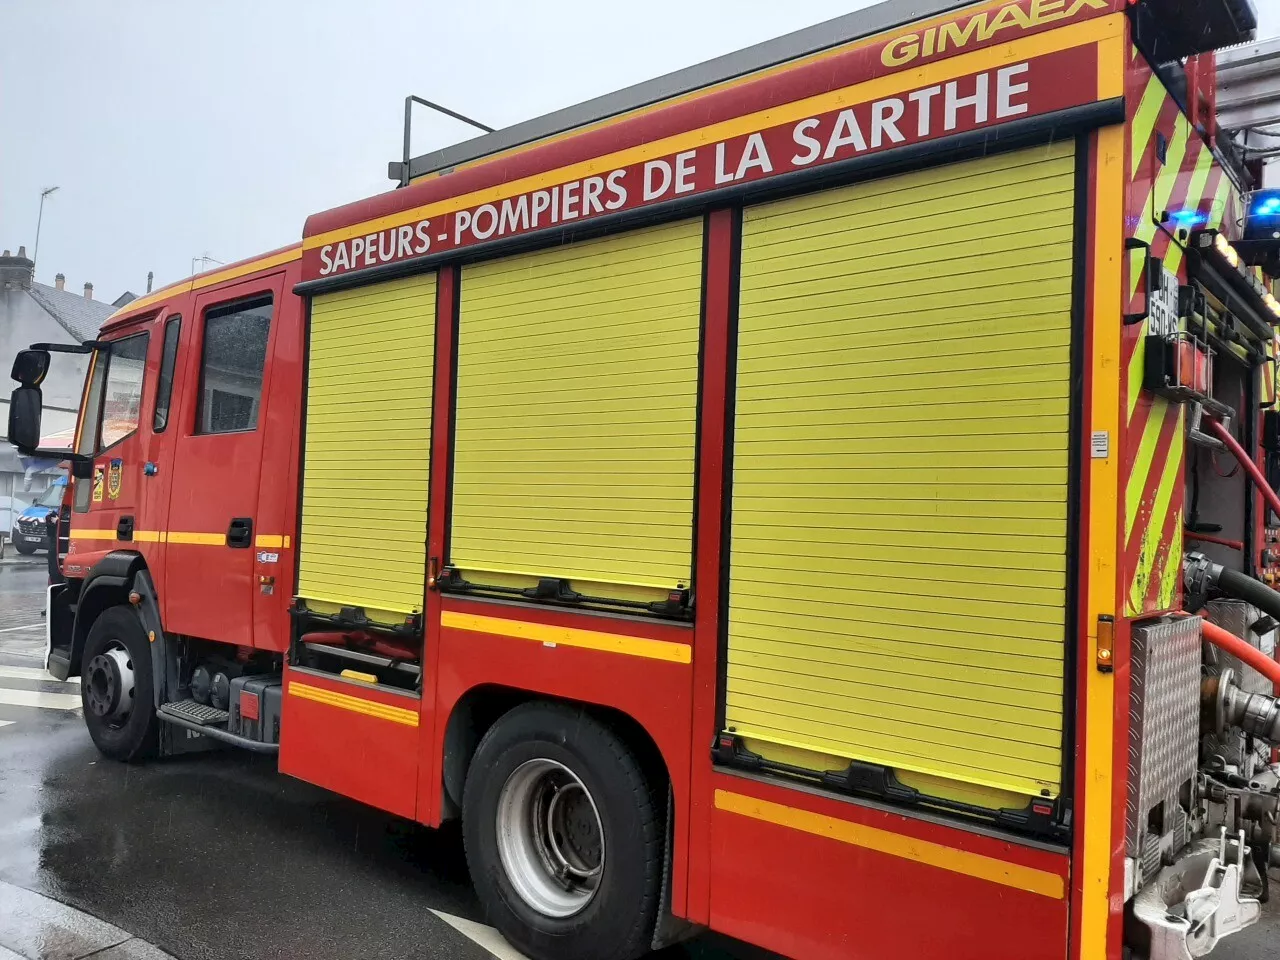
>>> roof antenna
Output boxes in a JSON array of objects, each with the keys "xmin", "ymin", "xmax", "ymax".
[{"xmin": 393, "ymin": 96, "xmax": 495, "ymax": 188}]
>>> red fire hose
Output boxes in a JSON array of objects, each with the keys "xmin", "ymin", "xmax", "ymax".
[
  {"xmin": 1198, "ymin": 619, "xmax": 1280, "ymax": 686},
  {"xmin": 1207, "ymin": 418, "xmax": 1280, "ymax": 521},
  {"xmin": 1184, "ymin": 530, "xmax": 1246, "ymax": 552}
]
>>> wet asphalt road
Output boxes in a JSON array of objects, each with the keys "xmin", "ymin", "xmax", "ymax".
[
  {"xmin": 0, "ymin": 563, "xmax": 772, "ymax": 960},
  {"xmin": 4, "ymin": 558, "xmax": 1280, "ymax": 960}
]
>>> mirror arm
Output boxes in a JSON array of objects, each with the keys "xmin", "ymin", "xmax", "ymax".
[
  {"xmin": 14, "ymin": 447, "xmax": 92, "ymax": 466},
  {"xmin": 26, "ymin": 341, "xmax": 106, "ymax": 356}
]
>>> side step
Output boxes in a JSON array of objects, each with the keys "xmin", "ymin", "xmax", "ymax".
[{"xmin": 157, "ymin": 699, "xmax": 278, "ymax": 754}]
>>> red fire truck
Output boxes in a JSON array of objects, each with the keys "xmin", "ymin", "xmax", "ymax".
[{"xmin": 9, "ymin": 0, "xmax": 1280, "ymax": 956}]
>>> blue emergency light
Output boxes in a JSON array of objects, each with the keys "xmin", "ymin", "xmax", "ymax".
[{"xmin": 1252, "ymin": 191, "xmax": 1280, "ymax": 225}]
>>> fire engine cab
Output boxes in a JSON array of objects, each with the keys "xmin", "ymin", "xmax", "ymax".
[{"xmin": 8, "ymin": 0, "xmax": 1280, "ymax": 957}]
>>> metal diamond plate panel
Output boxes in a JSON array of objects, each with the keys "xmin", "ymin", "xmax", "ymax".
[{"xmin": 1127, "ymin": 616, "xmax": 1201, "ymax": 862}]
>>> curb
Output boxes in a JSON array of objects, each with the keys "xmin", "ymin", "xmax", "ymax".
[{"xmin": 0, "ymin": 879, "xmax": 176, "ymax": 960}]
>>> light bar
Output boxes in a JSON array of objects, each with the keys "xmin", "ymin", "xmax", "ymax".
[{"xmin": 1205, "ymin": 230, "xmax": 1280, "ymax": 322}]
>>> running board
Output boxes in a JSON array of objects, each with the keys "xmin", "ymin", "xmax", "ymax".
[{"xmin": 156, "ymin": 702, "xmax": 278, "ymax": 754}]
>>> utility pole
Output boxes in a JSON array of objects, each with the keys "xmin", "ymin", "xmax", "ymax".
[{"xmin": 32, "ymin": 185, "xmax": 59, "ymax": 272}]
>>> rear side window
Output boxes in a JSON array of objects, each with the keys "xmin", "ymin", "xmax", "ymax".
[
  {"xmin": 99, "ymin": 332, "xmax": 149, "ymax": 449},
  {"xmin": 196, "ymin": 296, "xmax": 272, "ymax": 434},
  {"xmin": 153, "ymin": 316, "xmax": 181, "ymax": 432}
]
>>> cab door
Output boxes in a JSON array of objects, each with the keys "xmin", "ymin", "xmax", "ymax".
[{"xmin": 162, "ymin": 274, "xmax": 283, "ymax": 648}]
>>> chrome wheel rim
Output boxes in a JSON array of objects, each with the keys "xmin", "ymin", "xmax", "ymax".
[
  {"xmin": 496, "ymin": 758, "xmax": 604, "ymax": 918},
  {"xmin": 84, "ymin": 644, "xmax": 135, "ymax": 728}
]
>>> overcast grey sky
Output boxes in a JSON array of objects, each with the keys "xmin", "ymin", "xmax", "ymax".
[{"xmin": 2, "ymin": 1, "xmax": 1277, "ymax": 303}]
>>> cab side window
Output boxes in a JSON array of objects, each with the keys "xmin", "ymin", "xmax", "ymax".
[
  {"xmin": 153, "ymin": 315, "xmax": 181, "ymax": 432},
  {"xmin": 196, "ymin": 296, "xmax": 272, "ymax": 434},
  {"xmin": 99, "ymin": 332, "xmax": 149, "ymax": 449}
]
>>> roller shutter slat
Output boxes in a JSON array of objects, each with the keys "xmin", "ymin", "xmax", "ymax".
[
  {"xmin": 297, "ymin": 273, "xmax": 436, "ymax": 620},
  {"xmin": 725, "ymin": 143, "xmax": 1075, "ymax": 803},
  {"xmin": 450, "ymin": 220, "xmax": 703, "ymax": 594}
]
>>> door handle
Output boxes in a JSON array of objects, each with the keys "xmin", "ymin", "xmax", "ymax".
[
  {"xmin": 227, "ymin": 517, "xmax": 253, "ymax": 549},
  {"xmin": 116, "ymin": 516, "xmax": 134, "ymax": 541}
]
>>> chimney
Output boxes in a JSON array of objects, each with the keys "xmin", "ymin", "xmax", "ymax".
[
  {"xmin": 83, "ymin": 282, "xmax": 93, "ymax": 300},
  {"xmin": 0, "ymin": 246, "xmax": 34, "ymax": 289},
  {"xmin": 54, "ymin": 273, "xmax": 65, "ymax": 291}
]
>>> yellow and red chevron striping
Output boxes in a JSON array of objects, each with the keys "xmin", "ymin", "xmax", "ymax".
[{"xmin": 1120, "ymin": 56, "xmax": 1235, "ymax": 616}]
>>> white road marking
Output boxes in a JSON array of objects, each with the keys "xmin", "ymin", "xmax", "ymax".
[
  {"xmin": 0, "ymin": 666, "xmax": 75, "ymax": 683},
  {"xmin": 0, "ymin": 688, "xmax": 81, "ymax": 711},
  {"xmin": 0, "ymin": 721, "xmax": 13, "ymax": 729},
  {"xmin": 0, "ymin": 623, "xmax": 43, "ymax": 634},
  {"xmin": 430, "ymin": 911, "xmax": 531, "ymax": 960}
]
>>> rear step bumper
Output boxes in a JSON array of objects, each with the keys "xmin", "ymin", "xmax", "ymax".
[{"xmin": 156, "ymin": 703, "xmax": 279, "ymax": 754}]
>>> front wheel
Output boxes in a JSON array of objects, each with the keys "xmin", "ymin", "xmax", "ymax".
[
  {"xmin": 13, "ymin": 540, "xmax": 37, "ymax": 555},
  {"xmin": 463, "ymin": 703, "xmax": 664, "ymax": 960},
  {"xmin": 81, "ymin": 606, "xmax": 158, "ymax": 762}
]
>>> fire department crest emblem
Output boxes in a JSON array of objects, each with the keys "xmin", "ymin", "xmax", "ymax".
[{"xmin": 107, "ymin": 459, "xmax": 123, "ymax": 500}]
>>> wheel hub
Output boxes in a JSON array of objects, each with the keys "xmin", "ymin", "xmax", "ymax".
[
  {"xmin": 84, "ymin": 646, "xmax": 135, "ymax": 724},
  {"xmin": 496, "ymin": 758, "xmax": 605, "ymax": 918}
]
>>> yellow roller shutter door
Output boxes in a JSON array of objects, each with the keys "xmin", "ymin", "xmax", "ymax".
[
  {"xmin": 297, "ymin": 274, "xmax": 436, "ymax": 622},
  {"xmin": 451, "ymin": 220, "xmax": 703, "ymax": 596},
  {"xmin": 726, "ymin": 144, "xmax": 1076, "ymax": 802}
]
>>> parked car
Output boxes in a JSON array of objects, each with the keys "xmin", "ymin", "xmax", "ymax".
[{"xmin": 10, "ymin": 477, "xmax": 66, "ymax": 554}]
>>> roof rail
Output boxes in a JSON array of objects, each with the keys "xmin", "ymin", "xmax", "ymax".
[{"xmin": 389, "ymin": 0, "xmax": 978, "ymax": 184}]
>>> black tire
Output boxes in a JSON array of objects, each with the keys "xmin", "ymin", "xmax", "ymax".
[
  {"xmin": 13, "ymin": 541, "xmax": 37, "ymax": 555},
  {"xmin": 463, "ymin": 703, "xmax": 664, "ymax": 960},
  {"xmin": 81, "ymin": 606, "xmax": 158, "ymax": 762}
]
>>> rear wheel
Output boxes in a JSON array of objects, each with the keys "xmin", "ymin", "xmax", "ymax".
[
  {"xmin": 463, "ymin": 703, "xmax": 664, "ymax": 960},
  {"xmin": 81, "ymin": 606, "xmax": 158, "ymax": 762}
]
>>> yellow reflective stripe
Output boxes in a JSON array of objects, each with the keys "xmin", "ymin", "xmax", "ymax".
[
  {"xmin": 71, "ymin": 529, "xmax": 291, "ymax": 547},
  {"xmin": 289, "ymin": 681, "xmax": 419, "ymax": 726},
  {"xmin": 306, "ymin": 16, "xmax": 1121, "ymax": 251},
  {"xmin": 1130, "ymin": 74, "xmax": 1165, "ymax": 180},
  {"xmin": 108, "ymin": 246, "xmax": 302, "ymax": 322},
  {"xmin": 715, "ymin": 790, "xmax": 1065, "ymax": 899},
  {"xmin": 1162, "ymin": 146, "xmax": 1213, "ymax": 279},
  {"xmin": 166, "ymin": 531, "xmax": 227, "ymax": 546},
  {"xmin": 1208, "ymin": 170, "xmax": 1233, "ymax": 231},
  {"xmin": 1124, "ymin": 404, "xmax": 1167, "ymax": 541},
  {"xmin": 441, "ymin": 611, "xmax": 692, "ymax": 665},
  {"xmin": 1129, "ymin": 117, "xmax": 1190, "ymax": 300},
  {"xmin": 70, "ymin": 529, "xmax": 116, "ymax": 541},
  {"xmin": 1080, "ymin": 121, "xmax": 1124, "ymax": 954}
]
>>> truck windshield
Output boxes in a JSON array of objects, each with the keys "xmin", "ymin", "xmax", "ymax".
[
  {"xmin": 34, "ymin": 484, "xmax": 65, "ymax": 508},
  {"xmin": 77, "ymin": 333, "xmax": 149, "ymax": 455}
]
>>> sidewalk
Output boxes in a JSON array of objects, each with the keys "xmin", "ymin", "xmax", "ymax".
[{"xmin": 0, "ymin": 880, "xmax": 175, "ymax": 960}]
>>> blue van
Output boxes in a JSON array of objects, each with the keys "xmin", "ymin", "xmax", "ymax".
[{"xmin": 11, "ymin": 476, "xmax": 67, "ymax": 555}]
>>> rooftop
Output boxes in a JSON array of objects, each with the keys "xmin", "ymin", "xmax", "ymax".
[{"xmin": 28, "ymin": 281, "xmax": 116, "ymax": 341}]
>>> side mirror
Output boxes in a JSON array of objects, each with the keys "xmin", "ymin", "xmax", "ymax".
[
  {"xmin": 10, "ymin": 348, "xmax": 51, "ymax": 386},
  {"xmin": 7, "ymin": 385, "xmax": 42, "ymax": 451}
]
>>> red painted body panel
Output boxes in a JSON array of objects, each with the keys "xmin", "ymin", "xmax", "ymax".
[
  {"xmin": 416, "ymin": 266, "xmax": 455, "ymax": 830},
  {"xmin": 304, "ymin": 44, "xmax": 1104, "ymax": 282},
  {"xmin": 279, "ymin": 667, "xmax": 422, "ymax": 820},
  {"xmin": 685, "ymin": 208, "xmax": 735, "ymax": 925},
  {"xmin": 430, "ymin": 596, "xmax": 694, "ymax": 867},
  {"xmin": 707, "ymin": 774, "xmax": 1069, "ymax": 960},
  {"xmin": 303, "ymin": 0, "xmax": 1123, "ymax": 248},
  {"xmin": 163, "ymin": 275, "xmax": 284, "ymax": 648}
]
